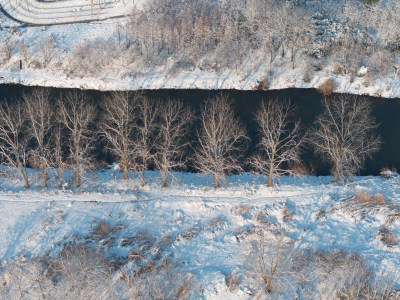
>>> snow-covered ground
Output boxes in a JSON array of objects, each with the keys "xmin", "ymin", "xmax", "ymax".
[
  {"xmin": 1, "ymin": 58, "xmax": 398, "ymax": 98},
  {"xmin": 0, "ymin": 0, "xmax": 143, "ymax": 24},
  {"xmin": 0, "ymin": 166, "xmax": 399, "ymax": 298},
  {"xmin": 1, "ymin": 1, "xmax": 400, "ymax": 98}
]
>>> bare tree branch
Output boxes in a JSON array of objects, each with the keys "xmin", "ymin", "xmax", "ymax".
[
  {"xmin": 58, "ymin": 91, "xmax": 96, "ymax": 188},
  {"xmin": 194, "ymin": 94, "xmax": 248, "ymax": 188},
  {"xmin": 99, "ymin": 91, "xmax": 139, "ymax": 180},
  {"xmin": 252, "ymin": 99, "xmax": 305, "ymax": 187},
  {"xmin": 23, "ymin": 88, "xmax": 54, "ymax": 188},
  {"xmin": 133, "ymin": 96, "xmax": 160, "ymax": 186},
  {"xmin": 155, "ymin": 98, "xmax": 194, "ymax": 187},
  {"xmin": 310, "ymin": 94, "xmax": 381, "ymax": 183},
  {"xmin": 0, "ymin": 101, "xmax": 30, "ymax": 188}
]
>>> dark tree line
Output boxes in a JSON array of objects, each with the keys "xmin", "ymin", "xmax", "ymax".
[{"xmin": 0, "ymin": 88, "xmax": 380, "ymax": 188}]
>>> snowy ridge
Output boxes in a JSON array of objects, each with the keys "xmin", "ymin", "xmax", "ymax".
[
  {"xmin": 0, "ymin": 0, "xmax": 137, "ymax": 25},
  {"xmin": 0, "ymin": 66, "xmax": 398, "ymax": 99}
]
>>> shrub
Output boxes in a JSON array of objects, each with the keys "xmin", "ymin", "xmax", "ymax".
[
  {"xmin": 303, "ymin": 68, "xmax": 311, "ymax": 83},
  {"xmin": 246, "ymin": 230, "xmax": 299, "ymax": 296},
  {"xmin": 317, "ymin": 78, "xmax": 336, "ymax": 96},
  {"xmin": 255, "ymin": 78, "xmax": 269, "ymax": 91},
  {"xmin": 379, "ymin": 167, "xmax": 398, "ymax": 179},
  {"xmin": 292, "ymin": 249, "xmax": 396, "ymax": 299},
  {"xmin": 120, "ymin": 258, "xmax": 197, "ymax": 299},
  {"xmin": 0, "ymin": 243, "xmax": 114, "ymax": 299},
  {"xmin": 226, "ymin": 272, "xmax": 240, "ymax": 292},
  {"xmin": 289, "ymin": 162, "xmax": 311, "ymax": 176},
  {"xmin": 332, "ymin": 63, "xmax": 345, "ymax": 75},
  {"xmin": 377, "ymin": 226, "xmax": 398, "ymax": 247}
]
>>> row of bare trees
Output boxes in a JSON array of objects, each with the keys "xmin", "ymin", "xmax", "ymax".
[{"xmin": 0, "ymin": 89, "xmax": 381, "ymax": 189}]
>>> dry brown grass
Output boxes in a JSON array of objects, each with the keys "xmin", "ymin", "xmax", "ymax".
[
  {"xmin": 289, "ymin": 163, "xmax": 311, "ymax": 176},
  {"xmin": 91, "ymin": 221, "xmax": 111, "ymax": 240},
  {"xmin": 339, "ymin": 191, "xmax": 400, "ymax": 225},
  {"xmin": 226, "ymin": 272, "xmax": 240, "ymax": 292},
  {"xmin": 292, "ymin": 249, "xmax": 399, "ymax": 299},
  {"xmin": 317, "ymin": 78, "xmax": 336, "ymax": 96},
  {"xmin": 378, "ymin": 226, "xmax": 399, "ymax": 247},
  {"xmin": 121, "ymin": 258, "xmax": 197, "ymax": 299},
  {"xmin": 353, "ymin": 191, "xmax": 386, "ymax": 207},
  {"xmin": 233, "ymin": 205, "xmax": 252, "ymax": 216},
  {"xmin": 283, "ymin": 208, "xmax": 294, "ymax": 222}
]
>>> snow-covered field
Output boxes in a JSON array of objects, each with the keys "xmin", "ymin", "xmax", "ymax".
[{"xmin": 0, "ymin": 166, "xmax": 399, "ymax": 298}]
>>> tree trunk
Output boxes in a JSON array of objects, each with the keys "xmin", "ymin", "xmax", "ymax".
[
  {"xmin": 291, "ymin": 48, "xmax": 295, "ymax": 69},
  {"xmin": 40, "ymin": 147, "xmax": 48, "ymax": 188},
  {"xmin": 76, "ymin": 161, "xmax": 80, "ymax": 187},
  {"xmin": 215, "ymin": 175, "xmax": 220, "ymax": 188},
  {"xmin": 123, "ymin": 144, "xmax": 128, "ymax": 179},
  {"xmin": 17, "ymin": 157, "xmax": 29, "ymax": 188},
  {"xmin": 58, "ymin": 167, "xmax": 63, "ymax": 188},
  {"xmin": 162, "ymin": 171, "xmax": 167, "ymax": 188},
  {"xmin": 23, "ymin": 173, "xmax": 30, "ymax": 189},
  {"xmin": 268, "ymin": 165, "xmax": 274, "ymax": 187},
  {"xmin": 43, "ymin": 164, "xmax": 48, "ymax": 188},
  {"xmin": 20, "ymin": 168, "xmax": 30, "ymax": 188},
  {"xmin": 270, "ymin": 49, "xmax": 274, "ymax": 64},
  {"xmin": 123, "ymin": 159, "xmax": 128, "ymax": 180},
  {"xmin": 333, "ymin": 172, "xmax": 338, "ymax": 183},
  {"xmin": 333, "ymin": 162, "xmax": 339, "ymax": 182},
  {"xmin": 141, "ymin": 165, "xmax": 145, "ymax": 187}
]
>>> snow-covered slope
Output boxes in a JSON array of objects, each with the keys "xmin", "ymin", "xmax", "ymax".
[
  {"xmin": 1, "ymin": 59, "xmax": 398, "ymax": 98},
  {"xmin": 0, "ymin": 0, "xmax": 141, "ymax": 25},
  {"xmin": 1, "ymin": 1, "xmax": 400, "ymax": 98},
  {"xmin": 0, "ymin": 167, "xmax": 399, "ymax": 298}
]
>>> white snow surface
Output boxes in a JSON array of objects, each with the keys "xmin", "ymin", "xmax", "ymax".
[
  {"xmin": 0, "ymin": 0, "xmax": 141, "ymax": 25},
  {"xmin": 1, "ymin": 54, "xmax": 399, "ymax": 98},
  {"xmin": 0, "ymin": 166, "xmax": 399, "ymax": 298}
]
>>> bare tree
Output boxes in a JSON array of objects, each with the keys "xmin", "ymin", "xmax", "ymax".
[
  {"xmin": 276, "ymin": 4, "xmax": 314, "ymax": 69},
  {"xmin": 52, "ymin": 122, "xmax": 66, "ymax": 188},
  {"xmin": 155, "ymin": 99, "xmax": 194, "ymax": 187},
  {"xmin": 23, "ymin": 88, "xmax": 54, "ymax": 188},
  {"xmin": 99, "ymin": 91, "xmax": 138, "ymax": 180},
  {"xmin": 194, "ymin": 95, "xmax": 248, "ymax": 188},
  {"xmin": 133, "ymin": 96, "xmax": 160, "ymax": 186},
  {"xmin": 36, "ymin": 35, "xmax": 57, "ymax": 68},
  {"xmin": 18, "ymin": 41, "xmax": 31, "ymax": 65},
  {"xmin": 311, "ymin": 94, "xmax": 381, "ymax": 183},
  {"xmin": 221, "ymin": 8, "xmax": 250, "ymax": 75},
  {"xmin": 58, "ymin": 91, "xmax": 96, "ymax": 187},
  {"xmin": 252, "ymin": 0, "xmax": 282, "ymax": 66},
  {"xmin": 252, "ymin": 99, "xmax": 304, "ymax": 187},
  {"xmin": 1, "ymin": 38, "xmax": 13, "ymax": 63},
  {"xmin": 0, "ymin": 101, "xmax": 30, "ymax": 188}
]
